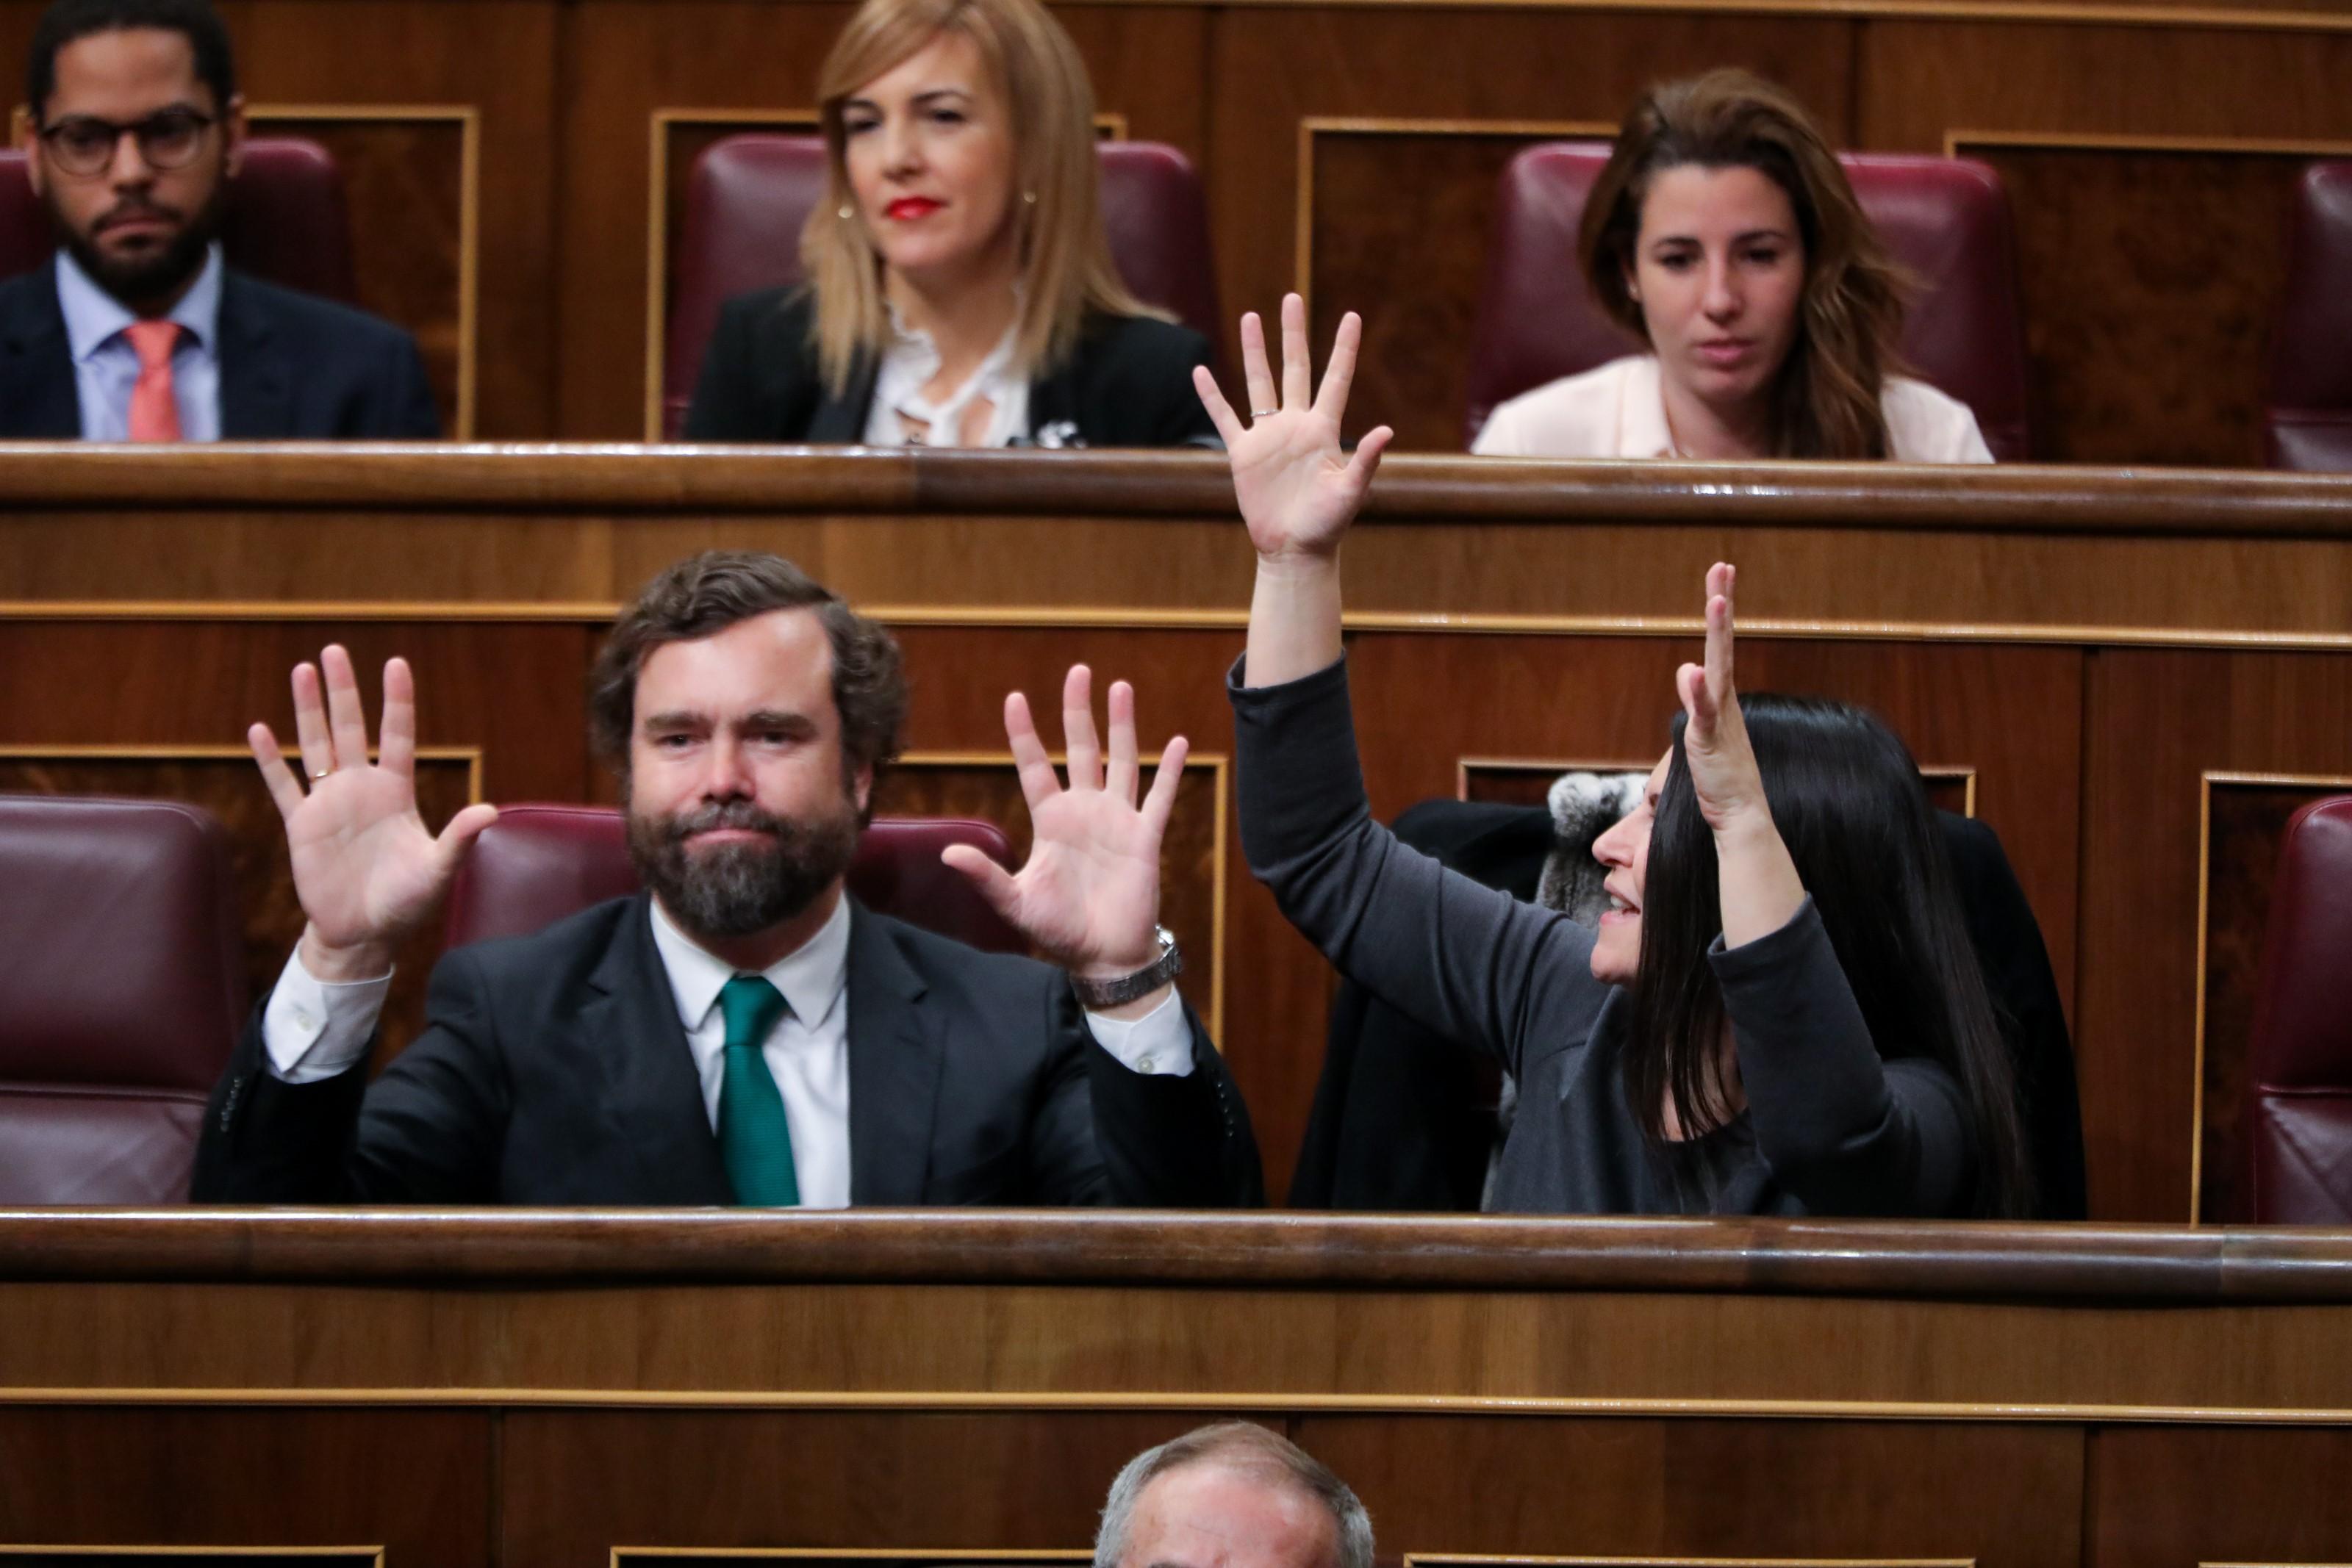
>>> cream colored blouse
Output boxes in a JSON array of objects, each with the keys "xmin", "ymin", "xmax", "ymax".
[{"xmin": 1471, "ymin": 354, "xmax": 1996, "ymax": 464}]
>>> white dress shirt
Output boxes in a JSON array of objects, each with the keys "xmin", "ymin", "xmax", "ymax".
[
  {"xmin": 259, "ymin": 893, "xmax": 1194, "ymax": 1206},
  {"xmin": 55, "ymin": 242, "xmax": 225, "ymax": 442},
  {"xmin": 1471, "ymin": 353, "xmax": 1996, "ymax": 464},
  {"xmin": 864, "ymin": 309, "xmax": 1029, "ymax": 448}
]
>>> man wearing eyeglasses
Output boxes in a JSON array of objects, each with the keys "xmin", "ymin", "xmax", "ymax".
[{"xmin": 0, "ymin": 0, "xmax": 440, "ymax": 439}]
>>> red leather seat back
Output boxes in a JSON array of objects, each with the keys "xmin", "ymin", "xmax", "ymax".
[
  {"xmin": 1463, "ymin": 143, "xmax": 2034, "ymax": 460},
  {"xmin": 662, "ymin": 134, "xmax": 1220, "ymax": 438},
  {"xmin": 0, "ymin": 796, "xmax": 248, "ymax": 1204},
  {"xmin": 0, "ymin": 139, "xmax": 356, "ymax": 303},
  {"xmin": 2243, "ymin": 795, "xmax": 2352, "ymax": 1223},
  {"xmin": 442, "ymin": 804, "xmax": 1027, "ymax": 954},
  {"xmin": 2265, "ymin": 162, "xmax": 2352, "ymax": 472}
]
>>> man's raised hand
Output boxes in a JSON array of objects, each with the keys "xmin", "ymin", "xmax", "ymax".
[
  {"xmin": 248, "ymin": 646, "xmax": 498, "ymax": 981},
  {"xmin": 942, "ymin": 665, "xmax": 1185, "ymax": 990}
]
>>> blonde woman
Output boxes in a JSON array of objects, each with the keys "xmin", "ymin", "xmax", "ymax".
[{"xmin": 685, "ymin": 0, "xmax": 1216, "ymax": 447}]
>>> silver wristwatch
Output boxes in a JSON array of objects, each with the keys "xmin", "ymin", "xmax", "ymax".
[{"xmin": 1069, "ymin": 926, "xmax": 1184, "ymax": 1008}]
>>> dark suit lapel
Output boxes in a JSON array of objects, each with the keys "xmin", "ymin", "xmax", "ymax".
[
  {"xmin": 216, "ymin": 271, "xmax": 293, "ymax": 439},
  {"xmin": 0, "ymin": 270, "xmax": 82, "ymax": 439},
  {"xmin": 1025, "ymin": 359, "xmax": 1082, "ymax": 444},
  {"xmin": 805, "ymin": 351, "xmax": 880, "ymax": 443},
  {"xmin": 587, "ymin": 896, "xmax": 736, "ymax": 1203},
  {"xmin": 845, "ymin": 901, "xmax": 944, "ymax": 1204}
]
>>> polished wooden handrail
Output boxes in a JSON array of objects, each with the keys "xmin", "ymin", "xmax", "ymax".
[
  {"xmin": 4, "ymin": 1210, "xmax": 2351, "ymax": 1300},
  {"xmin": 0, "ymin": 445, "xmax": 2348, "ymax": 537}
]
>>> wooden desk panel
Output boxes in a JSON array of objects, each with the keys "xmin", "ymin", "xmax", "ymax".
[{"xmin": 2, "ymin": 1215, "xmax": 2351, "ymax": 1562}]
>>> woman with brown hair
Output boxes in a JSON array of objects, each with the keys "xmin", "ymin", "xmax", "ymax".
[
  {"xmin": 685, "ymin": 0, "xmax": 1216, "ymax": 447},
  {"xmin": 1474, "ymin": 68, "xmax": 1992, "ymax": 462}
]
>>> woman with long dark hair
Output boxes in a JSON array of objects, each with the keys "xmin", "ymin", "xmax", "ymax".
[
  {"xmin": 1472, "ymin": 69, "xmax": 1991, "ymax": 463},
  {"xmin": 1199, "ymin": 298, "xmax": 2029, "ymax": 1216}
]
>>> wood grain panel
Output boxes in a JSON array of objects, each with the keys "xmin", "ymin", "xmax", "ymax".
[
  {"xmin": 2078, "ymin": 649, "xmax": 2352, "ymax": 1222},
  {"xmin": 2089, "ymin": 1427, "xmax": 2352, "ymax": 1568},
  {"xmin": 1302, "ymin": 121, "xmax": 1610, "ymax": 451},
  {"xmin": 251, "ymin": 109, "xmax": 473, "ymax": 439},
  {"xmin": 1951, "ymin": 141, "xmax": 2323, "ymax": 465},
  {"xmin": 0, "ymin": 1408, "xmax": 490, "ymax": 1563},
  {"xmin": 1299, "ymin": 1416, "xmax": 2082, "ymax": 1568},
  {"xmin": 557, "ymin": 0, "xmax": 1208, "ymax": 440},
  {"xmin": 502, "ymin": 1411, "xmax": 1254, "ymax": 1562},
  {"xmin": 1463, "ymin": 759, "xmax": 1973, "ymax": 816}
]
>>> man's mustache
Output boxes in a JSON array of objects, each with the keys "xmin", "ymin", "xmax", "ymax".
[
  {"xmin": 94, "ymin": 199, "xmax": 184, "ymax": 232},
  {"xmin": 662, "ymin": 801, "xmax": 790, "ymax": 843}
]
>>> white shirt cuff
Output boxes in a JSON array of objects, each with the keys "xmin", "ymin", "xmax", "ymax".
[
  {"xmin": 1081, "ymin": 988, "xmax": 1194, "ymax": 1076},
  {"xmin": 260, "ymin": 949, "xmax": 393, "ymax": 1084}
]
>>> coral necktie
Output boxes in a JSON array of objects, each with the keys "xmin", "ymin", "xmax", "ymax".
[
  {"xmin": 717, "ymin": 974, "xmax": 800, "ymax": 1206},
  {"xmin": 123, "ymin": 319, "xmax": 183, "ymax": 442}
]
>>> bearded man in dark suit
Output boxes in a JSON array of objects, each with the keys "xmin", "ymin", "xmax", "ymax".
[{"xmin": 193, "ymin": 551, "xmax": 1260, "ymax": 1206}]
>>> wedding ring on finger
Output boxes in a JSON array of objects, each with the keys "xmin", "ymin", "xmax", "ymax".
[{"xmin": 1250, "ymin": 409, "xmax": 1278, "ymax": 420}]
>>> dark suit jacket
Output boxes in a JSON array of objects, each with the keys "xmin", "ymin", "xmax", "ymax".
[
  {"xmin": 1289, "ymin": 802, "xmax": 2089, "ymax": 1220},
  {"xmin": 0, "ymin": 264, "xmax": 440, "ymax": 439},
  {"xmin": 683, "ymin": 287, "xmax": 1219, "ymax": 448},
  {"xmin": 191, "ymin": 894, "xmax": 1261, "ymax": 1206}
]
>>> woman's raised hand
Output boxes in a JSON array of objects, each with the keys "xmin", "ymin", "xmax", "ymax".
[
  {"xmin": 1193, "ymin": 293, "xmax": 1393, "ymax": 561},
  {"xmin": 1674, "ymin": 563, "xmax": 1770, "ymax": 834},
  {"xmin": 1677, "ymin": 564, "xmax": 1806, "ymax": 946}
]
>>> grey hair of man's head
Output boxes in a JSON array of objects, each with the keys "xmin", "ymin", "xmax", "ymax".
[{"xmin": 1094, "ymin": 1422, "xmax": 1373, "ymax": 1568}]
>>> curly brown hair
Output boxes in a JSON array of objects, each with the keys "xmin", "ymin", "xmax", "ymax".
[
  {"xmin": 588, "ymin": 553, "xmax": 908, "ymax": 814},
  {"xmin": 1580, "ymin": 68, "xmax": 1910, "ymax": 459}
]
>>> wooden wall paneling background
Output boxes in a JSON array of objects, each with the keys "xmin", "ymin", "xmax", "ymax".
[
  {"xmin": 1295, "ymin": 1416, "xmax": 2085, "ymax": 1568},
  {"xmin": 2087, "ymin": 1426, "xmax": 2352, "ymax": 1568},
  {"xmin": 498, "ymin": 1411, "xmax": 1259, "ymax": 1561},
  {"xmin": 0, "ymin": 1406, "xmax": 492, "ymax": 1562},
  {"xmin": 2076, "ymin": 647, "xmax": 2352, "ymax": 1223}
]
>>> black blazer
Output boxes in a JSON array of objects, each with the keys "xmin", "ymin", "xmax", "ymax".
[
  {"xmin": 684, "ymin": 286, "xmax": 1219, "ymax": 448},
  {"xmin": 191, "ymin": 895, "xmax": 1262, "ymax": 1206},
  {"xmin": 0, "ymin": 264, "xmax": 441, "ymax": 439}
]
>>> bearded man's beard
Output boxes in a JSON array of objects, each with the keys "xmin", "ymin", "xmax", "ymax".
[
  {"xmin": 52, "ymin": 179, "xmax": 226, "ymax": 310},
  {"xmin": 625, "ymin": 793, "xmax": 861, "ymax": 942}
]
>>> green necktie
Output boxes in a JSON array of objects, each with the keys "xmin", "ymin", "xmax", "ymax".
[{"xmin": 716, "ymin": 974, "xmax": 800, "ymax": 1206}]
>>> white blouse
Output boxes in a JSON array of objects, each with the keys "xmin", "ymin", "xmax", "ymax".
[
  {"xmin": 864, "ymin": 311, "xmax": 1030, "ymax": 448},
  {"xmin": 1471, "ymin": 354, "xmax": 1996, "ymax": 464}
]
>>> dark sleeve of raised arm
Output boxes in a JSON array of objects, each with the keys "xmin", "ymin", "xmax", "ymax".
[
  {"xmin": 1710, "ymin": 898, "xmax": 1976, "ymax": 1217},
  {"xmin": 1230, "ymin": 654, "xmax": 1606, "ymax": 1082}
]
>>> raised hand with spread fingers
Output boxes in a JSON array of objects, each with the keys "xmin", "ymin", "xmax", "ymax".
[
  {"xmin": 247, "ymin": 645, "xmax": 498, "ymax": 982},
  {"xmin": 1194, "ymin": 292, "xmax": 1394, "ymax": 687},
  {"xmin": 942, "ymin": 664, "xmax": 1188, "ymax": 1017}
]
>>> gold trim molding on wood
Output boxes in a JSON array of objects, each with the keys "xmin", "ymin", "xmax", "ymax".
[
  {"xmin": 2187, "ymin": 768, "xmax": 2352, "ymax": 1224},
  {"xmin": 1405, "ymin": 1558, "xmax": 1974, "ymax": 1568},
  {"xmin": 0, "ymin": 744, "xmax": 487, "ymax": 808},
  {"xmin": 1946, "ymin": 129, "xmax": 2352, "ymax": 160},
  {"xmin": 614, "ymin": 1552, "xmax": 1092, "ymax": 1564},
  {"xmin": 0, "ymin": 1552, "xmax": 383, "ymax": 1564},
  {"xmin": 5, "ymin": 1388, "xmax": 2352, "ymax": 1425},
  {"xmin": 1456, "ymin": 758, "xmax": 1979, "ymax": 817},
  {"xmin": 248, "ymin": 104, "xmax": 481, "ymax": 441}
]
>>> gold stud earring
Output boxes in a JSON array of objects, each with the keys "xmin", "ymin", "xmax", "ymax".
[
  {"xmin": 1023, "ymin": 190, "xmax": 1037, "ymax": 205},
  {"xmin": 839, "ymin": 203, "xmax": 855, "ymax": 220}
]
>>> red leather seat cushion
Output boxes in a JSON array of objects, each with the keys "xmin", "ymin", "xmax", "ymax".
[
  {"xmin": 443, "ymin": 804, "xmax": 1027, "ymax": 954},
  {"xmin": 2265, "ymin": 162, "xmax": 2352, "ymax": 472},
  {"xmin": 662, "ymin": 135, "xmax": 1219, "ymax": 438},
  {"xmin": 2243, "ymin": 796, "xmax": 2352, "ymax": 1222},
  {"xmin": 0, "ymin": 139, "xmax": 356, "ymax": 303},
  {"xmin": 0, "ymin": 796, "xmax": 248, "ymax": 1204},
  {"xmin": 1463, "ymin": 143, "xmax": 2033, "ymax": 460}
]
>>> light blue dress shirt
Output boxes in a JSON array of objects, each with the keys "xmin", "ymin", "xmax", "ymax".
[{"xmin": 55, "ymin": 242, "xmax": 224, "ymax": 442}]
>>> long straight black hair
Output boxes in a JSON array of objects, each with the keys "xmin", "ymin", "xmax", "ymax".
[{"xmin": 1622, "ymin": 694, "xmax": 2032, "ymax": 1218}]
